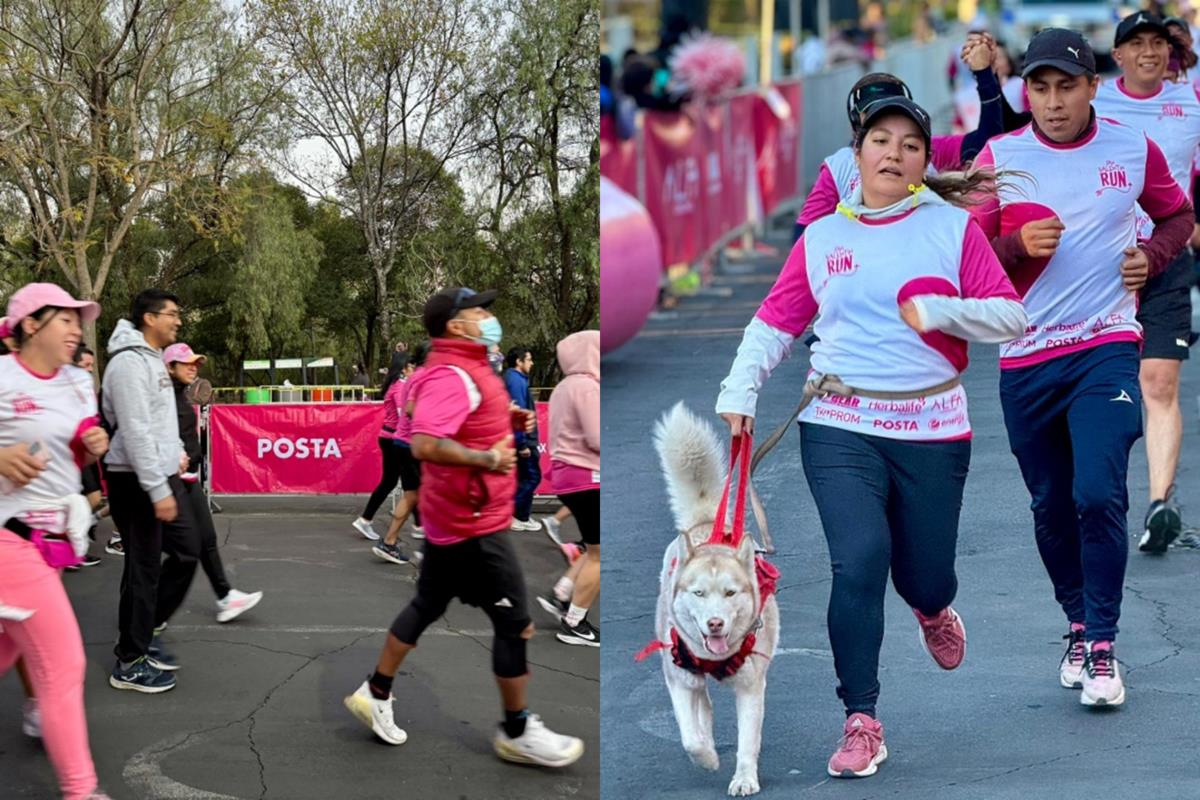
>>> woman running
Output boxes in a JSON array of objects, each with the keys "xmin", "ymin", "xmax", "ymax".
[
  {"xmin": 372, "ymin": 343, "xmax": 428, "ymax": 565},
  {"xmin": 164, "ymin": 342, "xmax": 263, "ymax": 622},
  {"xmin": 717, "ymin": 98, "xmax": 1027, "ymax": 778},
  {"xmin": 0, "ymin": 283, "xmax": 114, "ymax": 799},
  {"xmin": 353, "ymin": 352, "xmax": 410, "ymax": 540}
]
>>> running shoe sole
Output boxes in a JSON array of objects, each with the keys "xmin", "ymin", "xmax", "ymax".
[
  {"xmin": 1060, "ymin": 669, "xmax": 1084, "ymax": 689},
  {"xmin": 371, "ymin": 546, "xmax": 411, "ymax": 566},
  {"xmin": 828, "ymin": 743, "xmax": 888, "ymax": 778},
  {"xmin": 493, "ymin": 736, "xmax": 584, "ymax": 768},
  {"xmin": 353, "ymin": 522, "xmax": 381, "ymax": 540},
  {"xmin": 555, "ymin": 630, "xmax": 599, "ymax": 647},
  {"xmin": 104, "ymin": 544, "xmax": 124, "ymax": 555},
  {"xmin": 109, "ymin": 675, "xmax": 176, "ymax": 694},
  {"xmin": 1139, "ymin": 506, "xmax": 1181, "ymax": 553},
  {"xmin": 147, "ymin": 655, "xmax": 180, "ymax": 672},
  {"xmin": 216, "ymin": 592, "xmax": 262, "ymax": 623},
  {"xmin": 343, "ymin": 693, "xmax": 407, "ymax": 745},
  {"xmin": 1081, "ymin": 685, "xmax": 1125, "ymax": 706},
  {"xmin": 536, "ymin": 595, "xmax": 567, "ymax": 620},
  {"xmin": 540, "ymin": 520, "xmax": 564, "ymax": 548}
]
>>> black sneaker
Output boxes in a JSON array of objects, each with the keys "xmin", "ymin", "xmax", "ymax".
[
  {"xmin": 555, "ymin": 618, "xmax": 599, "ymax": 648},
  {"xmin": 371, "ymin": 541, "xmax": 411, "ymax": 565},
  {"xmin": 104, "ymin": 537, "xmax": 124, "ymax": 556},
  {"xmin": 536, "ymin": 591, "xmax": 569, "ymax": 620},
  {"xmin": 109, "ymin": 657, "xmax": 176, "ymax": 693},
  {"xmin": 1140, "ymin": 495, "xmax": 1182, "ymax": 553},
  {"xmin": 147, "ymin": 636, "xmax": 180, "ymax": 671}
]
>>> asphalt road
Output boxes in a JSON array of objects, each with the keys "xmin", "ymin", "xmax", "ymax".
[
  {"xmin": 1, "ymin": 496, "xmax": 598, "ymax": 799},
  {"xmin": 600, "ymin": 221, "xmax": 1200, "ymax": 800}
]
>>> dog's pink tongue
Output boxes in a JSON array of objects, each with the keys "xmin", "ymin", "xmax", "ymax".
[{"xmin": 705, "ymin": 635, "xmax": 730, "ymax": 656}]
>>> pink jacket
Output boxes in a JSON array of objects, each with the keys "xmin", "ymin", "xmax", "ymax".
[{"xmin": 548, "ymin": 331, "xmax": 600, "ymax": 472}]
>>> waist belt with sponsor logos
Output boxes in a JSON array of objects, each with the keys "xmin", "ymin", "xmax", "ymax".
[{"xmin": 747, "ymin": 373, "xmax": 961, "ymax": 553}]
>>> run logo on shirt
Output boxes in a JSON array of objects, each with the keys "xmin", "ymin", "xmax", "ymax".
[
  {"xmin": 825, "ymin": 246, "xmax": 859, "ymax": 277},
  {"xmin": 1097, "ymin": 161, "xmax": 1131, "ymax": 195},
  {"xmin": 10, "ymin": 393, "xmax": 41, "ymax": 417},
  {"xmin": 1158, "ymin": 103, "xmax": 1185, "ymax": 120}
]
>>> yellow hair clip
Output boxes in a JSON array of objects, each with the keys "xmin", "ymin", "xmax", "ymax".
[
  {"xmin": 835, "ymin": 202, "xmax": 858, "ymax": 221},
  {"xmin": 907, "ymin": 183, "xmax": 927, "ymax": 207}
]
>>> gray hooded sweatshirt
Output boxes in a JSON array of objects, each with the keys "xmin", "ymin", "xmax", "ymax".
[{"xmin": 102, "ymin": 319, "xmax": 182, "ymax": 503}]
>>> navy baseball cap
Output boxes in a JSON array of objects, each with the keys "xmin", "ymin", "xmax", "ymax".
[
  {"xmin": 856, "ymin": 96, "xmax": 933, "ymax": 152},
  {"xmin": 1115, "ymin": 12, "xmax": 1171, "ymax": 47},
  {"xmin": 1022, "ymin": 28, "xmax": 1097, "ymax": 78},
  {"xmin": 422, "ymin": 287, "xmax": 497, "ymax": 337}
]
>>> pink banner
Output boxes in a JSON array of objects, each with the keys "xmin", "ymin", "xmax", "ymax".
[
  {"xmin": 533, "ymin": 402, "xmax": 552, "ymax": 495},
  {"xmin": 727, "ymin": 94, "xmax": 756, "ymax": 235},
  {"xmin": 642, "ymin": 111, "xmax": 706, "ymax": 268},
  {"xmin": 699, "ymin": 103, "xmax": 730, "ymax": 252},
  {"xmin": 600, "ymin": 116, "xmax": 638, "ymax": 199},
  {"xmin": 753, "ymin": 84, "xmax": 802, "ymax": 215},
  {"xmin": 209, "ymin": 402, "xmax": 556, "ymax": 496}
]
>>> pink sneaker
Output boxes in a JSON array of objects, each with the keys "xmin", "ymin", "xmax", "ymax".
[
  {"xmin": 913, "ymin": 606, "xmax": 966, "ymax": 670},
  {"xmin": 1081, "ymin": 641, "xmax": 1125, "ymax": 707},
  {"xmin": 827, "ymin": 713, "xmax": 888, "ymax": 778},
  {"xmin": 1059, "ymin": 623, "xmax": 1085, "ymax": 689}
]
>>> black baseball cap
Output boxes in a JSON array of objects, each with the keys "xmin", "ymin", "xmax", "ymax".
[
  {"xmin": 1115, "ymin": 12, "xmax": 1171, "ymax": 47},
  {"xmin": 1022, "ymin": 28, "xmax": 1097, "ymax": 78},
  {"xmin": 422, "ymin": 287, "xmax": 497, "ymax": 337},
  {"xmin": 856, "ymin": 96, "xmax": 933, "ymax": 152},
  {"xmin": 846, "ymin": 73, "xmax": 912, "ymax": 129}
]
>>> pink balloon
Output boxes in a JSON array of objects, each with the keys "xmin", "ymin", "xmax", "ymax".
[{"xmin": 600, "ymin": 177, "xmax": 662, "ymax": 354}]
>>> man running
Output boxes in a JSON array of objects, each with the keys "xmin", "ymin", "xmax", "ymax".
[
  {"xmin": 971, "ymin": 29, "xmax": 1194, "ymax": 707},
  {"xmin": 1092, "ymin": 12, "xmax": 1200, "ymax": 553},
  {"xmin": 503, "ymin": 346, "xmax": 541, "ymax": 532},
  {"xmin": 344, "ymin": 287, "xmax": 584, "ymax": 767}
]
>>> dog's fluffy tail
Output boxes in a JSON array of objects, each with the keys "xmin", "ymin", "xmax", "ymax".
[{"xmin": 653, "ymin": 402, "xmax": 727, "ymax": 534}]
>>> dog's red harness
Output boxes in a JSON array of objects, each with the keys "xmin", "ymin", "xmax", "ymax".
[{"xmin": 636, "ymin": 433, "xmax": 780, "ymax": 680}]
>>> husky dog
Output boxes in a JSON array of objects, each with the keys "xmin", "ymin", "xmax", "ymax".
[{"xmin": 651, "ymin": 402, "xmax": 779, "ymax": 796}]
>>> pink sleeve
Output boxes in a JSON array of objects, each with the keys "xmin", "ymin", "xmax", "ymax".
[
  {"xmin": 1139, "ymin": 136, "xmax": 1189, "ymax": 218},
  {"xmin": 755, "ymin": 236, "xmax": 819, "ymax": 336},
  {"xmin": 70, "ymin": 415, "xmax": 100, "ymax": 469},
  {"xmin": 410, "ymin": 367, "xmax": 472, "ymax": 439},
  {"xmin": 796, "ymin": 164, "xmax": 839, "ymax": 226},
  {"xmin": 966, "ymin": 144, "xmax": 1001, "ymax": 239},
  {"xmin": 960, "ymin": 219, "xmax": 1020, "ymax": 300},
  {"xmin": 392, "ymin": 380, "xmax": 410, "ymax": 416},
  {"xmin": 931, "ymin": 134, "xmax": 965, "ymax": 171}
]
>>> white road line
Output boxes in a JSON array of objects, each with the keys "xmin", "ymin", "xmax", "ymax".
[{"xmin": 124, "ymin": 731, "xmax": 244, "ymax": 800}]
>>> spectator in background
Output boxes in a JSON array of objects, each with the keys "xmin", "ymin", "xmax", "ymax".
[
  {"xmin": 350, "ymin": 364, "xmax": 370, "ymax": 389},
  {"xmin": 395, "ymin": 341, "xmax": 408, "ymax": 354},
  {"xmin": 620, "ymin": 55, "xmax": 686, "ymax": 112},
  {"xmin": 72, "ymin": 345, "xmax": 94, "ymax": 373},
  {"xmin": 69, "ymin": 344, "xmax": 103, "ymax": 569},
  {"xmin": 601, "ymin": 55, "xmax": 636, "ymax": 140},
  {"xmin": 504, "ymin": 347, "xmax": 541, "ymax": 532}
]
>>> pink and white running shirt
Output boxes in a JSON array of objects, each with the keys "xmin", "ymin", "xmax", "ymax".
[
  {"xmin": 0, "ymin": 355, "xmax": 96, "ymax": 534},
  {"xmin": 721, "ymin": 203, "xmax": 1021, "ymax": 442},
  {"xmin": 971, "ymin": 119, "xmax": 1188, "ymax": 368},
  {"xmin": 1093, "ymin": 77, "xmax": 1200, "ymax": 239}
]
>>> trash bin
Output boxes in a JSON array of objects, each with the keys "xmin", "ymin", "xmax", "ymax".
[
  {"xmin": 244, "ymin": 388, "xmax": 269, "ymax": 404},
  {"xmin": 311, "ymin": 388, "xmax": 333, "ymax": 402}
]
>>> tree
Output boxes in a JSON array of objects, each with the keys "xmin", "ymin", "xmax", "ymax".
[
  {"xmin": 254, "ymin": 0, "xmax": 487, "ymax": 372},
  {"xmin": 0, "ymin": 0, "xmax": 274, "ymax": 350}
]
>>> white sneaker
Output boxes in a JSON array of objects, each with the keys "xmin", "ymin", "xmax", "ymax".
[
  {"xmin": 410, "ymin": 525, "xmax": 425, "ymax": 540},
  {"xmin": 216, "ymin": 589, "xmax": 263, "ymax": 623},
  {"xmin": 353, "ymin": 518, "xmax": 380, "ymax": 541},
  {"xmin": 510, "ymin": 518, "xmax": 541, "ymax": 532},
  {"xmin": 541, "ymin": 516, "xmax": 563, "ymax": 546},
  {"xmin": 344, "ymin": 681, "xmax": 407, "ymax": 745},
  {"xmin": 1081, "ymin": 642, "xmax": 1125, "ymax": 706},
  {"xmin": 1060, "ymin": 625, "xmax": 1085, "ymax": 689},
  {"xmin": 493, "ymin": 714, "xmax": 584, "ymax": 767},
  {"xmin": 22, "ymin": 698, "xmax": 40, "ymax": 738}
]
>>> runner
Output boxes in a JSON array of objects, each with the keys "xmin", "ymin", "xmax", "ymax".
[
  {"xmin": 103, "ymin": 289, "xmax": 201, "ymax": 693},
  {"xmin": 372, "ymin": 344, "xmax": 428, "ymax": 565},
  {"xmin": 164, "ymin": 342, "xmax": 263, "ymax": 621},
  {"xmin": 970, "ymin": 28, "xmax": 1194, "ymax": 706},
  {"xmin": 0, "ymin": 283, "xmax": 114, "ymax": 800},
  {"xmin": 794, "ymin": 34, "xmax": 1003, "ymax": 239},
  {"xmin": 536, "ymin": 331, "xmax": 600, "ymax": 648},
  {"xmin": 717, "ymin": 96, "xmax": 1026, "ymax": 777},
  {"xmin": 352, "ymin": 352, "xmax": 411, "ymax": 541},
  {"xmin": 504, "ymin": 346, "xmax": 542, "ymax": 532},
  {"xmin": 344, "ymin": 286, "xmax": 584, "ymax": 768},
  {"xmin": 1092, "ymin": 12, "xmax": 1200, "ymax": 554}
]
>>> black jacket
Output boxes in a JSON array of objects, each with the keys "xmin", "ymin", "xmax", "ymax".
[{"xmin": 173, "ymin": 379, "xmax": 201, "ymax": 473}]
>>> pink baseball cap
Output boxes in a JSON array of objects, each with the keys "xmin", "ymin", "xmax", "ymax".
[
  {"xmin": 0, "ymin": 283, "xmax": 100, "ymax": 338},
  {"xmin": 163, "ymin": 342, "xmax": 207, "ymax": 366}
]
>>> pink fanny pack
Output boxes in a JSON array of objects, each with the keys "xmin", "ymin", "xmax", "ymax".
[{"xmin": 4, "ymin": 519, "xmax": 82, "ymax": 569}]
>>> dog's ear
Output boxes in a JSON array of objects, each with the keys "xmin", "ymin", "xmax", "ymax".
[
  {"xmin": 736, "ymin": 534, "xmax": 756, "ymax": 570},
  {"xmin": 676, "ymin": 530, "xmax": 694, "ymax": 560}
]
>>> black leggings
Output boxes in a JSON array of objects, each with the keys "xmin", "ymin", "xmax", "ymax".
[
  {"xmin": 362, "ymin": 437, "xmax": 404, "ymax": 521},
  {"xmin": 183, "ymin": 480, "xmax": 231, "ymax": 600},
  {"xmin": 799, "ymin": 423, "xmax": 970, "ymax": 718},
  {"xmin": 559, "ymin": 489, "xmax": 599, "ymax": 545}
]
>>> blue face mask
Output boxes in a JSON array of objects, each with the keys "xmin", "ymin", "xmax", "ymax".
[{"xmin": 473, "ymin": 316, "xmax": 503, "ymax": 347}]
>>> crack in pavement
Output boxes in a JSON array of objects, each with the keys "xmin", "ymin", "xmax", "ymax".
[
  {"xmin": 441, "ymin": 613, "xmax": 597, "ymax": 683},
  {"xmin": 179, "ymin": 637, "xmax": 313, "ymax": 660},
  {"xmin": 1123, "ymin": 583, "xmax": 1185, "ymax": 672}
]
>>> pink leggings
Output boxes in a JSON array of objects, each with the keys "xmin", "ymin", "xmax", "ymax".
[{"xmin": 0, "ymin": 529, "xmax": 97, "ymax": 800}]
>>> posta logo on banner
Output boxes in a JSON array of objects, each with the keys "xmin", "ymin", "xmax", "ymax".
[{"xmin": 208, "ymin": 402, "xmax": 556, "ymax": 495}]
